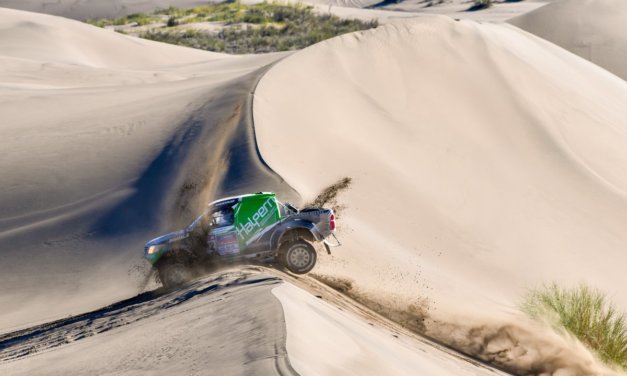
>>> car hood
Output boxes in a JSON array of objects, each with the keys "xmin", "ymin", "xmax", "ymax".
[{"xmin": 144, "ymin": 230, "xmax": 187, "ymax": 247}]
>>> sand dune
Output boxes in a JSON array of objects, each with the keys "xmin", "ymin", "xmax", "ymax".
[
  {"xmin": 1, "ymin": 268, "xmax": 512, "ymax": 376},
  {"xmin": 0, "ymin": 8, "xmax": 219, "ymax": 69},
  {"xmin": 3, "ymin": 1, "xmax": 627, "ymax": 374},
  {"xmin": 274, "ymin": 281, "xmax": 509, "ymax": 376},
  {"xmin": 0, "ymin": 8, "xmax": 295, "ymax": 331},
  {"xmin": 0, "ymin": 0, "xmax": 550, "ymax": 25},
  {"xmin": 510, "ymin": 0, "xmax": 627, "ymax": 81},
  {"xmin": 0, "ymin": 0, "xmax": 215, "ymax": 20},
  {"xmin": 255, "ymin": 15, "xmax": 627, "ymax": 318},
  {"xmin": 0, "ymin": 271, "xmax": 297, "ymax": 375},
  {"xmin": 372, "ymin": 0, "xmax": 549, "ymax": 22},
  {"xmin": 288, "ymin": 0, "xmax": 549, "ymax": 21}
]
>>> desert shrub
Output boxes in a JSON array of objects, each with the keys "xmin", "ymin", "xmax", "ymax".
[
  {"xmin": 167, "ymin": 16, "xmax": 178, "ymax": 27},
  {"xmin": 140, "ymin": 3, "xmax": 376, "ymax": 54},
  {"xmin": 469, "ymin": 0, "xmax": 493, "ymax": 10},
  {"xmin": 88, "ymin": 2, "xmax": 377, "ymax": 54},
  {"xmin": 155, "ymin": 6, "xmax": 190, "ymax": 17},
  {"xmin": 87, "ymin": 12, "xmax": 160, "ymax": 27},
  {"xmin": 87, "ymin": 19, "xmax": 108, "ymax": 28},
  {"xmin": 522, "ymin": 283, "xmax": 627, "ymax": 369}
]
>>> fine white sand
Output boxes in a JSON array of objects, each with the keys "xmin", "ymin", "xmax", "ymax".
[
  {"xmin": 3, "ymin": 2, "xmax": 627, "ymax": 375},
  {"xmin": 510, "ymin": 0, "xmax": 627, "ymax": 81},
  {"xmin": 0, "ymin": 272, "xmax": 297, "ymax": 375},
  {"xmin": 255, "ymin": 15, "xmax": 627, "ymax": 319},
  {"xmin": 273, "ymin": 282, "xmax": 507, "ymax": 376}
]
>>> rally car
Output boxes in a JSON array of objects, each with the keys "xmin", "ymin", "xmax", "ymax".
[{"xmin": 144, "ymin": 192, "xmax": 340, "ymax": 287}]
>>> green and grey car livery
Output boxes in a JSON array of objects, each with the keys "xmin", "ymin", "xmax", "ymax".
[{"xmin": 144, "ymin": 192, "xmax": 336, "ymax": 266}]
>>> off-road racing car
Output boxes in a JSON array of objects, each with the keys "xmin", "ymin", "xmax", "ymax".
[{"xmin": 144, "ymin": 192, "xmax": 340, "ymax": 287}]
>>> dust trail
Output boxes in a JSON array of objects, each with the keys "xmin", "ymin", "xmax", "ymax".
[
  {"xmin": 128, "ymin": 262, "xmax": 159, "ymax": 293},
  {"xmin": 311, "ymin": 274, "xmax": 430, "ymax": 334},
  {"xmin": 306, "ymin": 177, "xmax": 351, "ymax": 214},
  {"xmin": 165, "ymin": 104, "xmax": 238, "ymax": 230},
  {"xmin": 316, "ymin": 272, "xmax": 621, "ymax": 375},
  {"xmin": 426, "ymin": 317, "xmax": 623, "ymax": 376},
  {"xmin": 138, "ymin": 269, "xmax": 157, "ymax": 292},
  {"xmin": 307, "ymin": 178, "xmax": 622, "ymax": 375}
]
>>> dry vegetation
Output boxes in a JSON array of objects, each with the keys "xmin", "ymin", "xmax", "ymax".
[
  {"xmin": 522, "ymin": 283, "xmax": 627, "ymax": 370},
  {"xmin": 87, "ymin": 2, "xmax": 377, "ymax": 54}
]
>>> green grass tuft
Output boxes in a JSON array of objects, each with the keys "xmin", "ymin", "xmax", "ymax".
[{"xmin": 522, "ymin": 283, "xmax": 627, "ymax": 369}]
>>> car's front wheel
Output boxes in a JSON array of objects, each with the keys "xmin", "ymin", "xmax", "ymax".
[
  {"xmin": 157, "ymin": 259, "xmax": 195, "ymax": 288},
  {"xmin": 281, "ymin": 240, "xmax": 317, "ymax": 274}
]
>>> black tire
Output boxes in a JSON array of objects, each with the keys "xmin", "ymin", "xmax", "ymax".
[
  {"xmin": 157, "ymin": 260, "xmax": 195, "ymax": 288},
  {"xmin": 281, "ymin": 240, "xmax": 317, "ymax": 274}
]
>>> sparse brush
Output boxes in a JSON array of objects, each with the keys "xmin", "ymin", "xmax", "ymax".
[
  {"xmin": 86, "ymin": 2, "xmax": 377, "ymax": 54},
  {"xmin": 86, "ymin": 12, "xmax": 161, "ymax": 27},
  {"xmin": 468, "ymin": 0, "xmax": 493, "ymax": 11},
  {"xmin": 522, "ymin": 283, "xmax": 627, "ymax": 369},
  {"xmin": 166, "ymin": 16, "xmax": 178, "ymax": 27}
]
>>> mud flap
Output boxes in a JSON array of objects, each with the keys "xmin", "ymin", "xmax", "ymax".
[
  {"xmin": 323, "ymin": 233, "xmax": 342, "ymax": 254},
  {"xmin": 324, "ymin": 242, "xmax": 332, "ymax": 255}
]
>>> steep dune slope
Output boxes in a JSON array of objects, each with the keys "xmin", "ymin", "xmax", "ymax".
[
  {"xmin": 510, "ymin": 0, "xmax": 627, "ymax": 81},
  {"xmin": 254, "ymin": 16, "xmax": 627, "ymax": 317},
  {"xmin": 0, "ymin": 8, "xmax": 295, "ymax": 331}
]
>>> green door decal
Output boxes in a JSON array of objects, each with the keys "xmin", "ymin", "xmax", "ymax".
[{"xmin": 233, "ymin": 193, "xmax": 281, "ymax": 247}]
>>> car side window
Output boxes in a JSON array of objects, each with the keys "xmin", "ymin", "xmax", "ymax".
[
  {"xmin": 211, "ymin": 207, "xmax": 234, "ymax": 228},
  {"xmin": 277, "ymin": 201, "xmax": 297, "ymax": 216},
  {"xmin": 278, "ymin": 201, "xmax": 287, "ymax": 217}
]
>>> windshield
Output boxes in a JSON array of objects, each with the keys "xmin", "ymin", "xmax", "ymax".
[{"xmin": 186, "ymin": 211, "xmax": 209, "ymax": 233}]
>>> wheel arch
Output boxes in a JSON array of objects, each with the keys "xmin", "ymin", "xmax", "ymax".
[
  {"xmin": 153, "ymin": 247, "xmax": 194, "ymax": 268},
  {"xmin": 272, "ymin": 221, "xmax": 321, "ymax": 251}
]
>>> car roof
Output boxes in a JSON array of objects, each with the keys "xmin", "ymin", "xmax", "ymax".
[{"xmin": 207, "ymin": 192, "xmax": 275, "ymax": 208}]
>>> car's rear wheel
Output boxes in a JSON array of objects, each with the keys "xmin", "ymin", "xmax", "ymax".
[
  {"xmin": 281, "ymin": 240, "xmax": 317, "ymax": 274},
  {"xmin": 157, "ymin": 260, "xmax": 194, "ymax": 288}
]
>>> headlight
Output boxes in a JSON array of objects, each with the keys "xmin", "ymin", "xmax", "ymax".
[{"xmin": 146, "ymin": 245, "xmax": 159, "ymax": 255}]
